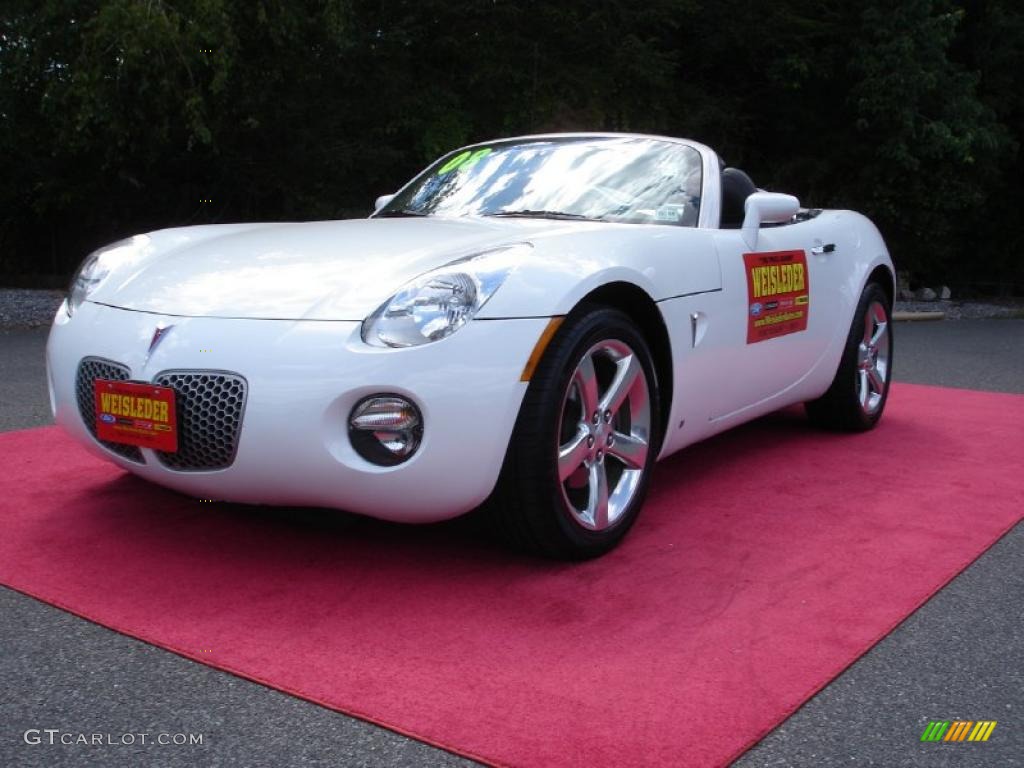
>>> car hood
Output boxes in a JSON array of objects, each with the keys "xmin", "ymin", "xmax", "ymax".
[{"xmin": 89, "ymin": 217, "xmax": 561, "ymax": 321}]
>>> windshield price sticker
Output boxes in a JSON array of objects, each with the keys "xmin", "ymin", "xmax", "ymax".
[
  {"xmin": 744, "ymin": 249, "xmax": 810, "ymax": 344},
  {"xmin": 436, "ymin": 147, "xmax": 493, "ymax": 175}
]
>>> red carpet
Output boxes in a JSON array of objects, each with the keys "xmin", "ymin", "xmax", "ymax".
[{"xmin": 1, "ymin": 383, "xmax": 1021, "ymax": 767}]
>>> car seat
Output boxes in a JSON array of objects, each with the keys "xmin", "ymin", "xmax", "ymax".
[{"xmin": 720, "ymin": 168, "xmax": 757, "ymax": 229}]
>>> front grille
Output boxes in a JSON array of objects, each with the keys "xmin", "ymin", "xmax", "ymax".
[
  {"xmin": 153, "ymin": 371, "xmax": 247, "ymax": 471},
  {"xmin": 75, "ymin": 358, "xmax": 144, "ymax": 463}
]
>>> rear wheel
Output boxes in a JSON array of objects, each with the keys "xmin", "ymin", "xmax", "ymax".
[
  {"xmin": 806, "ymin": 282, "xmax": 893, "ymax": 431},
  {"xmin": 488, "ymin": 307, "xmax": 660, "ymax": 559}
]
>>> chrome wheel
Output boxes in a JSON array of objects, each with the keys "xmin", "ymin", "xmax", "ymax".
[
  {"xmin": 556, "ymin": 339, "xmax": 652, "ymax": 531},
  {"xmin": 856, "ymin": 300, "xmax": 890, "ymax": 415}
]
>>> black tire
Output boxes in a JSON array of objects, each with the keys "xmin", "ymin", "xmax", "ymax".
[
  {"xmin": 805, "ymin": 282, "xmax": 894, "ymax": 431},
  {"xmin": 487, "ymin": 306, "xmax": 661, "ymax": 560}
]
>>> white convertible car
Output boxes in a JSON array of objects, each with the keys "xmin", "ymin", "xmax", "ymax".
[{"xmin": 47, "ymin": 134, "xmax": 894, "ymax": 558}]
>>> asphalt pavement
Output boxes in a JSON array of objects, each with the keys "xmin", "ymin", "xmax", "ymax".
[
  {"xmin": 888, "ymin": 318, "xmax": 1024, "ymax": 394},
  {"xmin": 0, "ymin": 329, "xmax": 52, "ymax": 432},
  {"xmin": 1, "ymin": 320, "xmax": 1022, "ymax": 768}
]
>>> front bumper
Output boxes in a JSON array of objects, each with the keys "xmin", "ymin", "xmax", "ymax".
[{"xmin": 47, "ymin": 301, "xmax": 546, "ymax": 522}]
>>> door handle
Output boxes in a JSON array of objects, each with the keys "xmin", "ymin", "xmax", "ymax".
[{"xmin": 811, "ymin": 243, "xmax": 836, "ymax": 255}]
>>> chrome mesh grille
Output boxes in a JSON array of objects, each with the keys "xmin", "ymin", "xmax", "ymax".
[
  {"xmin": 153, "ymin": 371, "xmax": 247, "ymax": 471},
  {"xmin": 74, "ymin": 358, "xmax": 144, "ymax": 463}
]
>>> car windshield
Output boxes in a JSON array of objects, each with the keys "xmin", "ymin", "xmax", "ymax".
[{"xmin": 377, "ymin": 137, "xmax": 703, "ymax": 226}]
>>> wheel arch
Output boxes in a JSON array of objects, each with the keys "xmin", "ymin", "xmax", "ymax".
[
  {"xmin": 572, "ymin": 281, "xmax": 673, "ymax": 449},
  {"xmin": 867, "ymin": 264, "xmax": 895, "ymax": 307}
]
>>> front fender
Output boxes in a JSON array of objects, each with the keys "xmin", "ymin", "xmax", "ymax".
[{"xmin": 478, "ymin": 225, "xmax": 722, "ymax": 318}]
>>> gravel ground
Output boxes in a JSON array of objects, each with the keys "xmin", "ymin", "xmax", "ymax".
[
  {"xmin": 0, "ymin": 289, "xmax": 65, "ymax": 328},
  {"xmin": 1, "ymin": 289, "xmax": 1022, "ymax": 329},
  {"xmin": 894, "ymin": 299, "xmax": 1024, "ymax": 319}
]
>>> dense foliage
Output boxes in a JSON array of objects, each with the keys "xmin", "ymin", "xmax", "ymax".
[{"xmin": 1, "ymin": 0, "xmax": 1021, "ymax": 291}]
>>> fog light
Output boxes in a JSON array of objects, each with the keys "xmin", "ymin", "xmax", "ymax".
[{"xmin": 349, "ymin": 395, "xmax": 423, "ymax": 466}]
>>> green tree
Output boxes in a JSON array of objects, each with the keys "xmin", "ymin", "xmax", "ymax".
[
  {"xmin": 842, "ymin": 0, "xmax": 1007, "ymax": 283},
  {"xmin": 0, "ymin": 0, "xmax": 1021, "ymax": 291},
  {"xmin": 953, "ymin": 0, "xmax": 1024, "ymax": 291}
]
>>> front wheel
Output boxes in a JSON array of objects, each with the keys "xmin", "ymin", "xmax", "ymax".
[
  {"xmin": 806, "ymin": 282, "xmax": 893, "ymax": 431},
  {"xmin": 488, "ymin": 307, "xmax": 660, "ymax": 559}
]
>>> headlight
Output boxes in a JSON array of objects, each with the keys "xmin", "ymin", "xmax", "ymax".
[
  {"xmin": 67, "ymin": 235, "xmax": 148, "ymax": 316},
  {"xmin": 361, "ymin": 243, "xmax": 530, "ymax": 347}
]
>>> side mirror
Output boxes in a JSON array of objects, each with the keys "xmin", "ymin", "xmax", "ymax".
[
  {"xmin": 373, "ymin": 194, "xmax": 396, "ymax": 213},
  {"xmin": 741, "ymin": 192, "xmax": 800, "ymax": 250}
]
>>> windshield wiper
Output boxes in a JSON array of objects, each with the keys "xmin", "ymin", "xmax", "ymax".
[
  {"xmin": 376, "ymin": 209, "xmax": 429, "ymax": 217},
  {"xmin": 485, "ymin": 210, "xmax": 603, "ymax": 222}
]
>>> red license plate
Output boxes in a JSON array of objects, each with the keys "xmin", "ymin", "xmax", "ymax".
[{"xmin": 94, "ymin": 379, "xmax": 178, "ymax": 452}]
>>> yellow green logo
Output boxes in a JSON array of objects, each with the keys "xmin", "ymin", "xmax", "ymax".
[{"xmin": 920, "ymin": 720, "xmax": 997, "ymax": 742}]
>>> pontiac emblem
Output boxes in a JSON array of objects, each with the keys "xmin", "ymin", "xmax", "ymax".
[{"xmin": 147, "ymin": 324, "xmax": 174, "ymax": 359}]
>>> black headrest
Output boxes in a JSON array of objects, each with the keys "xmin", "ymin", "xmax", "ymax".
[{"xmin": 720, "ymin": 167, "xmax": 757, "ymax": 229}]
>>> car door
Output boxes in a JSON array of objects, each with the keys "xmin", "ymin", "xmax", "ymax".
[{"xmin": 705, "ymin": 220, "xmax": 844, "ymax": 420}]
